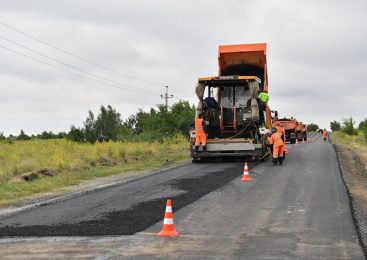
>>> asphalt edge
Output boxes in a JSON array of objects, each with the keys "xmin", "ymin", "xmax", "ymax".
[
  {"xmin": 333, "ymin": 144, "xmax": 367, "ymax": 258},
  {"xmin": 0, "ymin": 160, "xmax": 191, "ymax": 219}
]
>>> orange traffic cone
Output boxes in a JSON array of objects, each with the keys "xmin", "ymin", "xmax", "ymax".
[
  {"xmin": 241, "ymin": 162, "xmax": 252, "ymax": 182},
  {"xmin": 284, "ymin": 145, "xmax": 289, "ymax": 154},
  {"xmin": 158, "ymin": 199, "xmax": 179, "ymax": 237}
]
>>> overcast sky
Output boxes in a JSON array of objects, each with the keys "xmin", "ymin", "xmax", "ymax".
[{"xmin": 0, "ymin": 0, "xmax": 366, "ymax": 135}]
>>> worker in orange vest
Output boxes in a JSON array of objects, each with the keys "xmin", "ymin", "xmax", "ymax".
[
  {"xmin": 275, "ymin": 122, "xmax": 286, "ymax": 160},
  {"xmin": 195, "ymin": 112, "xmax": 208, "ymax": 153},
  {"xmin": 274, "ymin": 122, "xmax": 286, "ymax": 142},
  {"xmin": 322, "ymin": 128, "xmax": 328, "ymax": 141},
  {"xmin": 268, "ymin": 128, "xmax": 285, "ymax": 165}
]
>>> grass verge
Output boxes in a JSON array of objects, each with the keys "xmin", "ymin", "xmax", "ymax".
[
  {"xmin": 331, "ymin": 131, "xmax": 367, "ymax": 153},
  {"xmin": 0, "ymin": 136, "xmax": 189, "ymax": 207}
]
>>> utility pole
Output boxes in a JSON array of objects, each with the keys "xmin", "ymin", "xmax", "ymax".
[{"xmin": 161, "ymin": 86, "xmax": 173, "ymax": 111}]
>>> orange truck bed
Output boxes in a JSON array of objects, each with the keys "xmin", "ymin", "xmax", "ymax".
[{"xmin": 218, "ymin": 43, "xmax": 268, "ymax": 92}]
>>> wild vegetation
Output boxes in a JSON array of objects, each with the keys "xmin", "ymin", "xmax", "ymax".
[
  {"xmin": 0, "ymin": 101, "xmax": 195, "ymax": 206},
  {"xmin": 330, "ymin": 117, "xmax": 367, "ymax": 141}
]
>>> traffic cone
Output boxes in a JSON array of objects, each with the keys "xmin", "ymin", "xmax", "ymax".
[
  {"xmin": 241, "ymin": 162, "xmax": 252, "ymax": 182},
  {"xmin": 284, "ymin": 145, "xmax": 289, "ymax": 154},
  {"xmin": 158, "ymin": 199, "xmax": 179, "ymax": 237},
  {"xmin": 295, "ymin": 139, "xmax": 298, "ymax": 145},
  {"xmin": 302, "ymin": 138, "xmax": 305, "ymax": 144}
]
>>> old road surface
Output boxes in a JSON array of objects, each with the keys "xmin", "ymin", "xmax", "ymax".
[{"xmin": 0, "ymin": 134, "xmax": 364, "ymax": 259}]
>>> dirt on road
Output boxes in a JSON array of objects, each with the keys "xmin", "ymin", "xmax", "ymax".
[{"xmin": 334, "ymin": 142, "xmax": 367, "ymax": 254}]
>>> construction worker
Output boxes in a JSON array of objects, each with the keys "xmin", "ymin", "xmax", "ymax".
[
  {"xmin": 258, "ymin": 90, "xmax": 269, "ymax": 103},
  {"xmin": 275, "ymin": 122, "xmax": 286, "ymax": 142},
  {"xmin": 322, "ymin": 128, "xmax": 328, "ymax": 141},
  {"xmin": 268, "ymin": 128, "xmax": 285, "ymax": 165},
  {"xmin": 195, "ymin": 112, "xmax": 207, "ymax": 153},
  {"xmin": 275, "ymin": 122, "xmax": 286, "ymax": 160}
]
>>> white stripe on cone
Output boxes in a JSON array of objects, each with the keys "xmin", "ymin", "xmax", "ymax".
[
  {"xmin": 165, "ymin": 206, "xmax": 172, "ymax": 213},
  {"xmin": 163, "ymin": 218, "xmax": 174, "ymax": 225}
]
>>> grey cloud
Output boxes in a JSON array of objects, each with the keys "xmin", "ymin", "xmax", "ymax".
[{"xmin": 0, "ymin": 0, "xmax": 366, "ymax": 134}]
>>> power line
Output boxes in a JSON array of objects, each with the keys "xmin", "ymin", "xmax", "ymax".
[
  {"xmin": 0, "ymin": 44, "xmax": 159, "ymax": 96},
  {"xmin": 0, "ymin": 21, "xmax": 165, "ymax": 88},
  {"xmin": 0, "ymin": 34, "xmax": 160, "ymax": 95},
  {"xmin": 0, "ymin": 21, "xmax": 193, "ymax": 97}
]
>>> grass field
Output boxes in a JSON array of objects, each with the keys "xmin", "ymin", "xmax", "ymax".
[
  {"xmin": 331, "ymin": 131, "xmax": 367, "ymax": 153},
  {"xmin": 0, "ymin": 135, "xmax": 189, "ymax": 207}
]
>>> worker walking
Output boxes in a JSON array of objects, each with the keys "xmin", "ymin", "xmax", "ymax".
[
  {"xmin": 268, "ymin": 128, "xmax": 285, "ymax": 165},
  {"xmin": 322, "ymin": 128, "xmax": 328, "ymax": 141},
  {"xmin": 195, "ymin": 113, "xmax": 207, "ymax": 153}
]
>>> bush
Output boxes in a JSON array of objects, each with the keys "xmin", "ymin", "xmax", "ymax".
[
  {"xmin": 330, "ymin": 120, "xmax": 341, "ymax": 132},
  {"xmin": 359, "ymin": 118, "xmax": 367, "ymax": 141},
  {"xmin": 341, "ymin": 117, "xmax": 358, "ymax": 136},
  {"xmin": 16, "ymin": 130, "xmax": 31, "ymax": 141},
  {"xmin": 307, "ymin": 123, "xmax": 319, "ymax": 132},
  {"xmin": 68, "ymin": 126, "xmax": 84, "ymax": 142},
  {"xmin": 358, "ymin": 118, "xmax": 367, "ymax": 131}
]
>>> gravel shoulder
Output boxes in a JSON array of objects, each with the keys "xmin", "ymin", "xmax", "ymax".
[{"xmin": 334, "ymin": 142, "xmax": 367, "ymax": 256}]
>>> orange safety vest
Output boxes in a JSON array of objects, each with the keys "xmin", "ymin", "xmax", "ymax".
[
  {"xmin": 195, "ymin": 119, "xmax": 205, "ymax": 135},
  {"xmin": 269, "ymin": 132, "xmax": 284, "ymax": 147},
  {"xmin": 323, "ymin": 130, "xmax": 328, "ymax": 138},
  {"xmin": 276, "ymin": 126, "xmax": 286, "ymax": 141}
]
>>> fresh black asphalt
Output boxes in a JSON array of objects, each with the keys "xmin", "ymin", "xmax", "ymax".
[{"xmin": 0, "ymin": 161, "xmax": 244, "ymax": 236}]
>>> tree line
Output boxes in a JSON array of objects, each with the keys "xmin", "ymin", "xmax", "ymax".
[
  {"xmin": 1, "ymin": 101, "xmax": 196, "ymax": 143},
  {"xmin": 330, "ymin": 117, "xmax": 367, "ymax": 140}
]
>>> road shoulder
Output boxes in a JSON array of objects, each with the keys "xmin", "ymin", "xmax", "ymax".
[{"xmin": 334, "ymin": 142, "xmax": 367, "ymax": 256}]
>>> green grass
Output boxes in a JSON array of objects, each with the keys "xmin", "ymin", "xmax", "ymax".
[
  {"xmin": 331, "ymin": 131, "xmax": 367, "ymax": 152},
  {"xmin": 0, "ymin": 135, "xmax": 189, "ymax": 207}
]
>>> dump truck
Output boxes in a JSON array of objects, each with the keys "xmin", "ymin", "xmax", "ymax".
[
  {"xmin": 190, "ymin": 43, "xmax": 273, "ymax": 162},
  {"xmin": 272, "ymin": 117, "xmax": 298, "ymax": 144}
]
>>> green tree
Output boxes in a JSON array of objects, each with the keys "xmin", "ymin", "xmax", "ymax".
[
  {"xmin": 358, "ymin": 118, "xmax": 367, "ymax": 131},
  {"xmin": 0, "ymin": 132, "xmax": 6, "ymax": 140},
  {"xmin": 341, "ymin": 117, "xmax": 358, "ymax": 135},
  {"xmin": 307, "ymin": 123, "xmax": 319, "ymax": 132},
  {"xmin": 330, "ymin": 120, "xmax": 341, "ymax": 132},
  {"xmin": 68, "ymin": 126, "xmax": 84, "ymax": 142},
  {"xmin": 127, "ymin": 101, "xmax": 195, "ymax": 140},
  {"xmin": 359, "ymin": 117, "xmax": 367, "ymax": 141},
  {"xmin": 84, "ymin": 111, "xmax": 97, "ymax": 143},
  {"xmin": 37, "ymin": 131, "xmax": 56, "ymax": 139},
  {"xmin": 57, "ymin": 132, "xmax": 67, "ymax": 138},
  {"xmin": 94, "ymin": 105, "xmax": 122, "ymax": 142},
  {"xmin": 16, "ymin": 129, "xmax": 31, "ymax": 140}
]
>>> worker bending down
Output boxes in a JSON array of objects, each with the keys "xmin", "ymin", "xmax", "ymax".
[
  {"xmin": 275, "ymin": 122, "xmax": 286, "ymax": 160},
  {"xmin": 195, "ymin": 112, "xmax": 208, "ymax": 153},
  {"xmin": 268, "ymin": 128, "xmax": 285, "ymax": 165}
]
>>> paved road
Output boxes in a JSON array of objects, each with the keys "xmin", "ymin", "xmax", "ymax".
[{"xmin": 0, "ymin": 134, "xmax": 364, "ymax": 259}]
